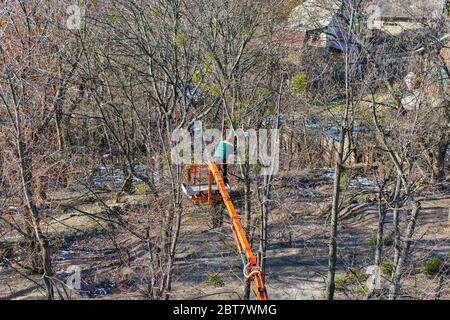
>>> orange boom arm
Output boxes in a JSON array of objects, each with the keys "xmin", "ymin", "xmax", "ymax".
[{"xmin": 207, "ymin": 163, "xmax": 268, "ymax": 300}]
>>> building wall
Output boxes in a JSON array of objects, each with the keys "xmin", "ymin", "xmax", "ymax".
[
  {"xmin": 275, "ymin": 29, "xmax": 307, "ymax": 50},
  {"xmin": 320, "ymin": 131, "xmax": 375, "ymax": 168},
  {"xmin": 369, "ymin": 21, "xmax": 424, "ymax": 36}
]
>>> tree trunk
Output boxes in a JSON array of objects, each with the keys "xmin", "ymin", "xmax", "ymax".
[
  {"xmin": 433, "ymin": 133, "xmax": 448, "ymax": 183},
  {"xmin": 389, "ymin": 201, "xmax": 421, "ymax": 300},
  {"xmin": 164, "ymin": 204, "xmax": 182, "ymax": 300},
  {"xmin": 258, "ymin": 174, "xmax": 271, "ymax": 274},
  {"xmin": 367, "ymin": 194, "xmax": 387, "ymax": 299},
  {"xmin": 326, "ymin": 128, "xmax": 346, "ymax": 300},
  {"xmin": 374, "ymin": 201, "xmax": 387, "ymax": 267},
  {"xmin": 242, "ymin": 158, "xmax": 252, "ymax": 300},
  {"xmin": 17, "ymin": 140, "xmax": 54, "ymax": 300},
  {"xmin": 392, "ymin": 176, "xmax": 402, "ymax": 268}
]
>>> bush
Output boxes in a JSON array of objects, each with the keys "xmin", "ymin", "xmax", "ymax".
[
  {"xmin": 291, "ymin": 73, "xmax": 309, "ymax": 93},
  {"xmin": 205, "ymin": 83, "xmax": 220, "ymax": 97},
  {"xmin": 358, "ymin": 194, "xmax": 370, "ymax": 203},
  {"xmin": 252, "ymin": 161, "xmax": 262, "ymax": 173},
  {"xmin": 420, "ymin": 257, "xmax": 443, "ymax": 276},
  {"xmin": 107, "ymin": 14, "xmax": 118, "ymax": 24},
  {"xmin": 380, "ymin": 259, "xmax": 394, "ymax": 277},
  {"xmin": 147, "ymin": 8, "xmax": 158, "ymax": 18},
  {"xmin": 174, "ymin": 32, "xmax": 186, "ymax": 47},
  {"xmin": 346, "ymin": 268, "xmax": 366, "ymax": 283},
  {"xmin": 185, "ymin": 216, "xmax": 195, "ymax": 224},
  {"xmin": 135, "ymin": 182, "xmax": 149, "ymax": 195},
  {"xmin": 264, "ymin": 105, "xmax": 276, "ymax": 117},
  {"xmin": 334, "ymin": 274, "xmax": 346, "ymax": 290},
  {"xmin": 368, "ymin": 234, "xmax": 394, "ymax": 249},
  {"xmin": 205, "ymin": 272, "xmax": 225, "ymax": 288},
  {"xmin": 368, "ymin": 235, "xmax": 377, "ymax": 248},
  {"xmin": 334, "ymin": 269, "xmax": 368, "ymax": 294},
  {"xmin": 355, "ymin": 283, "xmax": 369, "ymax": 297}
]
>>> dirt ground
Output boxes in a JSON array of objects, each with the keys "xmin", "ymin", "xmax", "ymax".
[{"xmin": 1, "ymin": 171, "xmax": 449, "ymax": 300}]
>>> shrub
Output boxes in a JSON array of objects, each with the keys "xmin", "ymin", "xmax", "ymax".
[
  {"xmin": 368, "ymin": 235, "xmax": 377, "ymax": 248},
  {"xmin": 252, "ymin": 161, "xmax": 262, "ymax": 173},
  {"xmin": 147, "ymin": 8, "xmax": 158, "ymax": 18},
  {"xmin": 135, "ymin": 182, "xmax": 149, "ymax": 195},
  {"xmin": 346, "ymin": 268, "xmax": 366, "ymax": 283},
  {"xmin": 174, "ymin": 32, "xmax": 186, "ymax": 47},
  {"xmin": 380, "ymin": 259, "xmax": 394, "ymax": 276},
  {"xmin": 334, "ymin": 274, "xmax": 346, "ymax": 290},
  {"xmin": 264, "ymin": 105, "xmax": 276, "ymax": 117},
  {"xmin": 205, "ymin": 272, "xmax": 224, "ymax": 288},
  {"xmin": 291, "ymin": 73, "xmax": 309, "ymax": 93},
  {"xmin": 256, "ymin": 86, "xmax": 269, "ymax": 100},
  {"xmin": 206, "ymin": 83, "xmax": 220, "ymax": 97},
  {"xmin": 355, "ymin": 283, "xmax": 369, "ymax": 297},
  {"xmin": 185, "ymin": 216, "xmax": 195, "ymax": 224},
  {"xmin": 334, "ymin": 269, "xmax": 369, "ymax": 294},
  {"xmin": 420, "ymin": 257, "xmax": 443, "ymax": 276},
  {"xmin": 368, "ymin": 234, "xmax": 394, "ymax": 249},
  {"xmin": 192, "ymin": 72, "xmax": 202, "ymax": 86},
  {"xmin": 358, "ymin": 194, "xmax": 370, "ymax": 203},
  {"xmin": 107, "ymin": 14, "xmax": 118, "ymax": 24}
]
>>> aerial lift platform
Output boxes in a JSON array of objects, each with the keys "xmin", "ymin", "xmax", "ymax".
[{"xmin": 181, "ymin": 163, "xmax": 268, "ymax": 300}]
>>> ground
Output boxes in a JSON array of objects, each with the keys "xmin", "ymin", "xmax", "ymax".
[{"xmin": 1, "ymin": 169, "xmax": 449, "ymax": 300}]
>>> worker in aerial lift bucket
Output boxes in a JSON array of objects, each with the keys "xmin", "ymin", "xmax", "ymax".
[{"xmin": 213, "ymin": 135, "xmax": 235, "ymax": 184}]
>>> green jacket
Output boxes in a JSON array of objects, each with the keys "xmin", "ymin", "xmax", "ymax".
[{"xmin": 214, "ymin": 141, "xmax": 234, "ymax": 161}]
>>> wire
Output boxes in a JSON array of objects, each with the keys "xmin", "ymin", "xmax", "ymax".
[{"xmin": 243, "ymin": 262, "xmax": 260, "ymax": 280}]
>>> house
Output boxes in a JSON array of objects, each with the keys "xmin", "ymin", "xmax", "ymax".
[
  {"xmin": 284, "ymin": 0, "xmax": 448, "ymax": 51},
  {"xmin": 287, "ymin": 0, "xmax": 343, "ymax": 49},
  {"xmin": 286, "ymin": 0, "xmax": 362, "ymax": 53},
  {"xmin": 401, "ymin": 33, "xmax": 450, "ymax": 110},
  {"xmin": 366, "ymin": 0, "xmax": 448, "ymax": 35},
  {"xmin": 275, "ymin": 29, "xmax": 308, "ymax": 51}
]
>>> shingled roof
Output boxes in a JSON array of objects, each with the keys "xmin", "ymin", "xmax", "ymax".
[
  {"xmin": 367, "ymin": 0, "xmax": 446, "ymax": 20},
  {"xmin": 288, "ymin": 0, "xmax": 447, "ymax": 32},
  {"xmin": 288, "ymin": 0, "xmax": 343, "ymax": 31}
]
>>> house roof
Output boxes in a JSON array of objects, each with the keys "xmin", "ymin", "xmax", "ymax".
[
  {"xmin": 288, "ymin": 0, "xmax": 343, "ymax": 31},
  {"xmin": 288, "ymin": 0, "xmax": 446, "ymax": 32},
  {"xmin": 367, "ymin": 0, "xmax": 446, "ymax": 20}
]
